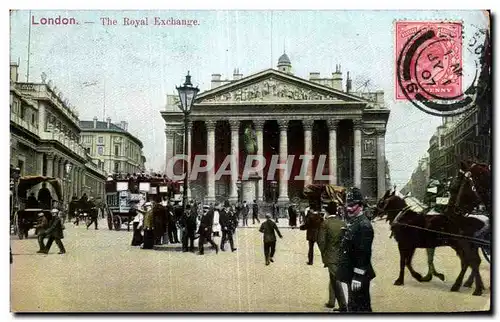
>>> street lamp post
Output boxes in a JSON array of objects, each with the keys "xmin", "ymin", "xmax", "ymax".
[
  {"xmin": 64, "ymin": 163, "xmax": 73, "ymax": 219},
  {"xmin": 176, "ymin": 72, "xmax": 199, "ymax": 215}
]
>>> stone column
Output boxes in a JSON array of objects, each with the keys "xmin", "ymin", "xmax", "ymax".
[
  {"xmin": 377, "ymin": 130, "xmax": 386, "ymax": 198},
  {"xmin": 36, "ymin": 153, "xmax": 44, "ymax": 176},
  {"xmin": 353, "ymin": 120, "xmax": 362, "ymax": 188},
  {"xmin": 46, "ymin": 153, "xmax": 54, "ymax": 177},
  {"xmin": 303, "ymin": 120, "xmax": 314, "ymax": 188},
  {"xmin": 254, "ymin": 120, "xmax": 265, "ymax": 202},
  {"xmin": 228, "ymin": 120, "xmax": 239, "ymax": 203},
  {"xmin": 59, "ymin": 160, "xmax": 65, "ymax": 184},
  {"xmin": 52, "ymin": 155, "xmax": 59, "ymax": 178},
  {"xmin": 327, "ymin": 120, "xmax": 339, "ymax": 185},
  {"xmin": 277, "ymin": 120, "xmax": 289, "ymax": 204},
  {"xmin": 186, "ymin": 122, "xmax": 192, "ymax": 199},
  {"xmin": 205, "ymin": 120, "xmax": 216, "ymax": 203},
  {"xmin": 165, "ymin": 129, "xmax": 175, "ymax": 173}
]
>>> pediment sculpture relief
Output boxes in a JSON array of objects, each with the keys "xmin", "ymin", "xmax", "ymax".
[{"xmin": 202, "ymin": 77, "xmax": 341, "ymax": 103}]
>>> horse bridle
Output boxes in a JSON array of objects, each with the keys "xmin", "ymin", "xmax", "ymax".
[{"xmin": 456, "ymin": 163, "xmax": 487, "ymax": 209}]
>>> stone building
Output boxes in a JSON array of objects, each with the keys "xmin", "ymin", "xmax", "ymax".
[
  {"xmin": 79, "ymin": 118, "xmax": 146, "ymax": 175},
  {"xmin": 161, "ymin": 55, "xmax": 390, "ymax": 203},
  {"xmin": 10, "ymin": 63, "xmax": 106, "ymax": 200},
  {"xmin": 401, "ymin": 156, "xmax": 430, "ymax": 201}
]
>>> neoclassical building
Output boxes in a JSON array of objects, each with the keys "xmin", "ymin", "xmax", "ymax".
[{"xmin": 161, "ymin": 55, "xmax": 390, "ymax": 203}]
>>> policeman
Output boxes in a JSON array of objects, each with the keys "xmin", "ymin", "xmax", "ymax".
[{"xmin": 337, "ymin": 187, "xmax": 376, "ymax": 312}]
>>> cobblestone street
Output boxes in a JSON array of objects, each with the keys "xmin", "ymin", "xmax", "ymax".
[{"xmin": 10, "ymin": 219, "xmax": 490, "ymax": 312}]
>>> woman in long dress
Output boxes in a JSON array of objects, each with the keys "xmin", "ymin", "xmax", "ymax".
[
  {"xmin": 212, "ymin": 204, "xmax": 221, "ymax": 237},
  {"xmin": 131, "ymin": 209, "xmax": 144, "ymax": 246}
]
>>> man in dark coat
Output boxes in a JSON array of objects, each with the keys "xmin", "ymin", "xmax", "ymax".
[
  {"xmin": 337, "ymin": 188, "xmax": 376, "ymax": 312},
  {"xmin": 153, "ymin": 203, "xmax": 167, "ymax": 245},
  {"xmin": 85, "ymin": 197, "xmax": 99, "ymax": 230},
  {"xmin": 252, "ymin": 200, "xmax": 260, "ymax": 224},
  {"xmin": 318, "ymin": 202, "xmax": 347, "ymax": 312},
  {"xmin": 288, "ymin": 204, "xmax": 298, "ymax": 229},
  {"xmin": 26, "ymin": 192, "xmax": 39, "ymax": 209},
  {"xmin": 198, "ymin": 205, "xmax": 219, "ymax": 255},
  {"xmin": 37, "ymin": 182, "xmax": 52, "ymax": 210},
  {"xmin": 259, "ymin": 213, "xmax": 283, "ymax": 265},
  {"xmin": 300, "ymin": 209, "xmax": 324, "ymax": 265},
  {"xmin": 167, "ymin": 202, "xmax": 180, "ymax": 244},
  {"xmin": 180, "ymin": 204, "xmax": 197, "ymax": 252},
  {"xmin": 219, "ymin": 200, "xmax": 237, "ymax": 252},
  {"xmin": 41, "ymin": 209, "xmax": 66, "ymax": 254},
  {"xmin": 241, "ymin": 201, "xmax": 249, "ymax": 226}
]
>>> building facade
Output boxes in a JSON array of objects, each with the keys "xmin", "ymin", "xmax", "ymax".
[
  {"xmin": 79, "ymin": 117, "xmax": 146, "ymax": 175},
  {"xmin": 10, "ymin": 63, "xmax": 106, "ymax": 201},
  {"xmin": 401, "ymin": 156, "xmax": 430, "ymax": 201},
  {"xmin": 161, "ymin": 55, "xmax": 390, "ymax": 203}
]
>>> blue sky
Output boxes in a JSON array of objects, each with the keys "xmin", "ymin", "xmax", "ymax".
[{"xmin": 9, "ymin": 10, "xmax": 489, "ymax": 187}]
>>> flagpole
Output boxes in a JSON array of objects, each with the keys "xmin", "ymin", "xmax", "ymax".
[{"xmin": 27, "ymin": 10, "xmax": 32, "ymax": 82}]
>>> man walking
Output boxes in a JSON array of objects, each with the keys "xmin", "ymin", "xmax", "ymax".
[
  {"xmin": 252, "ymin": 200, "xmax": 260, "ymax": 224},
  {"xmin": 86, "ymin": 197, "xmax": 99, "ymax": 230},
  {"xmin": 35, "ymin": 212, "xmax": 49, "ymax": 253},
  {"xmin": 198, "ymin": 205, "xmax": 219, "ymax": 255},
  {"xmin": 337, "ymin": 188, "xmax": 376, "ymax": 312},
  {"xmin": 300, "ymin": 209, "xmax": 324, "ymax": 265},
  {"xmin": 259, "ymin": 214, "xmax": 283, "ymax": 265},
  {"xmin": 41, "ymin": 208, "xmax": 66, "ymax": 254},
  {"xmin": 318, "ymin": 202, "xmax": 347, "ymax": 312},
  {"xmin": 219, "ymin": 200, "xmax": 237, "ymax": 252},
  {"xmin": 272, "ymin": 202, "xmax": 279, "ymax": 223},
  {"xmin": 180, "ymin": 204, "xmax": 197, "ymax": 252}
]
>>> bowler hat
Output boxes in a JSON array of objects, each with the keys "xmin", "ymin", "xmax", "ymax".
[{"xmin": 224, "ymin": 200, "xmax": 230, "ymax": 207}]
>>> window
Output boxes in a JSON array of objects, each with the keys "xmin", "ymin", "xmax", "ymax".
[
  {"xmin": 97, "ymin": 146, "xmax": 104, "ymax": 155},
  {"xmin": 31, "ymin": 113, "xmax": 35, "ymax": 124},
  {"xmin": 114, "ymin": 161, "xmax": 120, "ymax": 173},
  {"xmin": 98, "ymin": 136, "xmax": 104, "ymax": 144},
  {"xmin": 20, "ymin": 104, "xmax": 26, "ymax": 119},
  {"xmin": 83, "ymin": 135, "xmax": 92, "ymax": 144},
  {"xmin": 114, "ymin": 145, "xmax": 120, "ymax": 156}
]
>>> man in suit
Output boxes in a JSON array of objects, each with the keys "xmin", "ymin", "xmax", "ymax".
[
  {"xmin": 272, "ymin": 202, "xmax": 279, "ymax": 223},
  {"xmin": 86, "ymin": 197, "xmax": 99, "ymax": 230},
  {"xmin": 252, "ymin": 200, "xmax": 260, "ymax": 224},
  {"xmin": 300, "ymin": 209, "xmax": 324, "ymax": 265},
  {"xmin": 337, "ymin": 187, "xmax": 376, "ymax": 312},
  {"xmin": 219, "ymin": 200, "xmax": 237, "ymax": 252},
  {"xmin": 259, "ymin": 214, "xmax": 283, "ymax": 265},
  {"xmin": 35, "ymin": 212, "xmax": 49, "ymax": 253},
  {"xmin": 241, "ymin": 201, "xmax": 249, "ymax": 226},
  {"xmin": 198, "ymin": 205, "xmax": 219, "ymax": 255},
  {"xmin": 180, "ymin": 204, "xmax": 197, "ymax": 252},
  {"xmin": 318, "ymin": 202, "xmax": 347, "ymax": 312},
  {"xmin": 41, "ymin": 208, "xmax": 66, "ymax": 254},
  {"xmin": 37, "ymin": 182, "xmax": 52, "ymax": 210}
]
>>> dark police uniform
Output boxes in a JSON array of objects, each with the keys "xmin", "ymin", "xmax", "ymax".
[{"xmin": 337, "ymin": 212, "xmax": 376, "ymax": 312}]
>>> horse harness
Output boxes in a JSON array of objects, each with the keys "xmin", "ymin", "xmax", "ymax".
[{"xmin": 456, "ymin": 163, "xmax": 490, "ymax": 212}]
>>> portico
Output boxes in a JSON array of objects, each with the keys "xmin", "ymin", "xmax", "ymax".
[{"xmin": 161, "ymin": 57, "xmax": 389, "ymax": 203}]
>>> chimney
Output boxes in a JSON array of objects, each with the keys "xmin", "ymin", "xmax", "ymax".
[
  {"xmin": 346, "ymin": 71, "xmax": 352, "ymax": 93},
  {"xmin": 120, "ymin": 121, "xmax": 128, "ymax": 131},
  {"xmin": 233, "ymin": 68, "xmax": 243, "ymax": 81},
  {"xmin": 106, "ymin": 117, "xmax": 111, "ymax": 129},
  {"xmin": 93, "ymin": 116, "xmax": 98, "ymax": 129},
  {"xmin": 211, "ymin": 73, "xmax": 221, "ymax": 89},
  {"xmin": 332, "ymin": 64, "xmax": 343, "ymax": 91},
  {"xmin": 309, "ymin": 72, "xmax": 320, "ymax": 81},
  {"xmin": 375, "ymin": 90, "xmax": 384, "ymax": 105},
  {"xmin": 10, "ymin": 63, "xmax": 19, "ymax": 83}
]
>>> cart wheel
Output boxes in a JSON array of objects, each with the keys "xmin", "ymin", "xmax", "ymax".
[
  {"xmin": 481, "ymin": 246, "xmax": 490, "ymax": 264},
  {"xmin": 113, "ymin": 215, "xmax": 122, "ymax": 231},
  {"xmin": 107, "ymin": 214, "xmax": 113, "ymax": 230}
]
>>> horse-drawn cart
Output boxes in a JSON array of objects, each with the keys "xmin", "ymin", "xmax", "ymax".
[{"xmin": 12, "ymin": 176, "xmax": 63, "ymax": 239}]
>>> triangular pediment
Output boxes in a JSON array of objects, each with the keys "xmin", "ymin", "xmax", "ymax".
[{"xmin": 196, "ymin": 69, "xmax": 366, "ymax": 104}]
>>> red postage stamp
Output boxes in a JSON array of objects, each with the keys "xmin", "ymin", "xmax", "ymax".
[{"xmin": 395, "ymin": 21, "xmax": 463, "ymax": 101}]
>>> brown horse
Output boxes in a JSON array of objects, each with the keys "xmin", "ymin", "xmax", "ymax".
[{"xmin": 375, "ymin": 192, "xmax": 487, "ymax": 296}]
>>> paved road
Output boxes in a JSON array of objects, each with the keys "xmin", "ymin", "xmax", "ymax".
[{"xmin": 10, "ymin": 218, "xmax": 490, "ymax": 312}]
